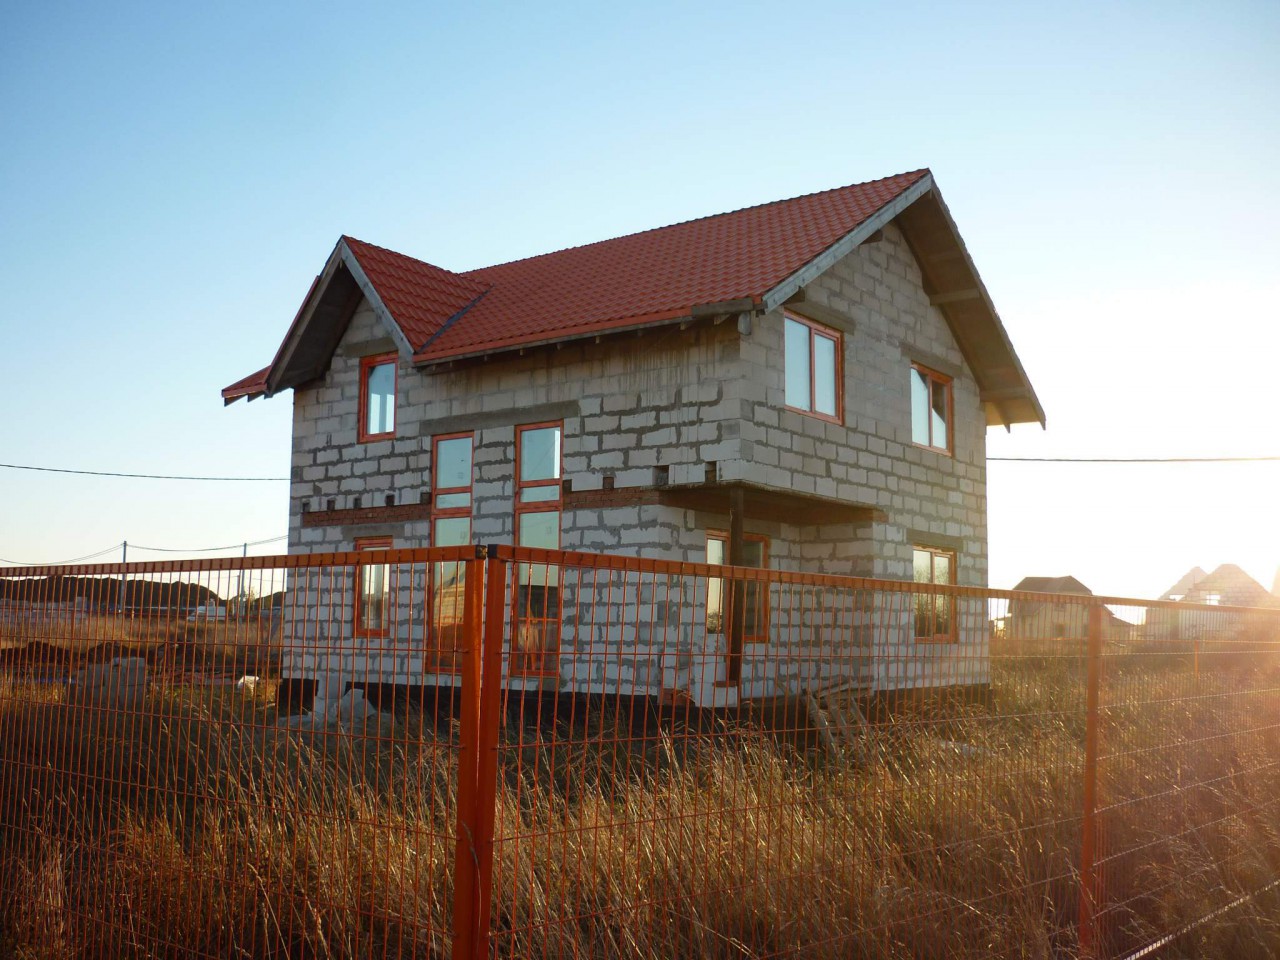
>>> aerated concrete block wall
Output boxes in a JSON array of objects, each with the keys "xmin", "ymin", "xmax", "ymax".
[{"xmin": 281, "ymin": 221, "xmax": 991, "ymax": 696}]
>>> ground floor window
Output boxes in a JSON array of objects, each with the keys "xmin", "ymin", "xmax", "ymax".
[
  {"xmin": 513, "ymin": 422, "xmax": 562, "ymax": 673},
  {"xmin": 913, "ymin": 545, "xmax": 956, "ymax": 642},
  {"xmin": 354, "ymin": 536, "xmax": 392, "ymax": 637},
  {"xmin": 706, "ymin": 532, "xmax": 770, "ymax": 642}
]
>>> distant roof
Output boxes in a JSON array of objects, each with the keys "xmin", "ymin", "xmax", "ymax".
[
  {"xmin": 1013, "ymin": 576, "xmax": 1093, "ymax": 596},
  {"xmin": 1160, "ymin": 564, "xmax": 1270, "ymax": 606},
  {"xmin": 224, "ymin": 170, "xmax": 1043, "ymax": 425}
]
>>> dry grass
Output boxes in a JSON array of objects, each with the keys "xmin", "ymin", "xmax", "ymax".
[{"xmin": 1, "ymin": 642, "xmax": 1279, "ymax": 958}]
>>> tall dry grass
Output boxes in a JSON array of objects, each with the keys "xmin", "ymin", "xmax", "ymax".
[{"xmin": 0, "ymin": 639, "xmax": 1279, "ymax": 958}]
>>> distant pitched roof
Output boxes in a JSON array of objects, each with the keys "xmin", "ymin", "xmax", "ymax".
[
  {"xmin": 223, "ymin": 170, "xmax": 1043, "ymax": 424},
  {"xmin": 1013, "ymin": 576, "xmax": 1093, "ymax": 596},
  {"xmin": 1159, "ymin": 566, "xmax": 1208, "ymax": 601}
]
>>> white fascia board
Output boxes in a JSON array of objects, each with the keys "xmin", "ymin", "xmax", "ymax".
[{"xmin": 760, "ymin": 173, "xmax": 935, "ymax": 313}]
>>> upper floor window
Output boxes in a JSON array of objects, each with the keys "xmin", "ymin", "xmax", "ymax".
[
  {"xmin": 913, "ymin": 545, "xmax": 955, "ymax": 643},
  {"xmin": 354, "ymin": 536, "xmax": 392, "ymax": 637},
  {"xmin": 784, "ymin": 312, "xmax": 841, "ymax": 421},
  {"xmin": 359, "ymin": 353, "xmax": 397, "ymax": 442},
  {"xmin": 910, "ymin": 364, "xmax": 951, "ymax": 453}
]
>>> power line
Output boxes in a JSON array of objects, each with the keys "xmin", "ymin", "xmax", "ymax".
[
  {"xmin": 0, "ymin": 462, "xmax": 288, "ymax": 481},
  {"xmin": 0, "ymin": 543, "xmax": 125, "ymax": 566},
  {"xmin": 129, "ymin": 536, "xmax": 287, "ymax": 554},
  {"xmin": 0, "ymin": 535, "xmax": 288, "ymax": 567},
  {"xmin": 991, "ymin": 456, "xmax": 1280, "ymax": 463}
]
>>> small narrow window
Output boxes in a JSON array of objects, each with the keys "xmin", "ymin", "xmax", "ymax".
[
  {"xmin": 513, "ymin": 422, "xmax": 563, "ymax": 674},
  {"xmin": 910, "ymin": 364, "xmax": 952, "ymax": 453},
  {"xmin": 913, "ymin": 545, "xmax": 956, "ymax": 642},
  {"xmin": 354, "ymin": 536, "xmax": 392, "ymax": 637},
  {"xmin": 784, "ymin": 312, "xmax": 841, "ymax": 421},
  {"xmin": 428, "ymin": 433, "xmax": 473, "ymax": 672},
  {"xmin": 706, "ymin": 532, "xmax": 770, "ymax": 642},
  {"xmin": 358, "ymin": 353, "xmax": 397, "ymax": 442}
]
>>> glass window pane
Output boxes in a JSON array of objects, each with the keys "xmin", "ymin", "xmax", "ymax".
[
  {"xmin": 434, "ymin": 436, "xmax": 472, "ymax": 489},
  {"xmin": 366, "ymin": 362, "xmax": 395, "ymax": 435},
  {"xmin": 707, "ymin": 537, "xmax": 725, "ymax": 566},
  {"xmin": 911, "ymin": 369, "xmax": 930, "ymax": 445},
  {"xmin": 933, "ymin": 552, "xmax": 951, "ymax": 586},
  {"xmin": 520, "ymin": 486, "xmax": 560, "ymax": 504},
  {"xmin": 520, "ymin": 427, "xmax": 561, "ymax": 482},
  {"xmin": 434, "ymin": 516, "xmax": 471, "ymax": 547},
  {"xmin": 913, "ymin": 548, "xmax": 931, "ymax": 584},
  {"xmin": 813, "ymin": 334, "xmax": 837, "ymax": 416},
  {"xmin": 519, "ymin": 510, "xmax": 560, "ymax": 549},
  {"xmin": 931, "ymin": 380, "xmax": 949, "ymax": 450},
  {"xmin": 784, "ymin": 319, "xmax": 811, "ymax": 410},
  {"xmin": 360, "ymin": 563, "xmax": 388, "ymax": 631},
  {"xmin": 434, "ymin": 492, "xmax": 471, "ymax": 509}
]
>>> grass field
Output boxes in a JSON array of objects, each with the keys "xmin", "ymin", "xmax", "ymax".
[{"xmin": 1, "ymin": 636, "xmax": 1279, "ymax": 959}]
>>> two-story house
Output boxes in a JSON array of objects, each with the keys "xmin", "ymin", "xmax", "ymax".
[{"xmin": 224, "ymin": 169, "xmax": 1043, "ymax": 705}]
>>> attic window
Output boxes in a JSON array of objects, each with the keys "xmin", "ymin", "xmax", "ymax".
[
  {"xmin": 783, "ymin": 312, "xmax": 841, "ymax": 422},
  {"xmin": 910, "ymin": 364, "xmax": 952, "ymax": 455},
  {"xmin": 359, "ymin": 353, "xmax": 397, "ymax": 442}
]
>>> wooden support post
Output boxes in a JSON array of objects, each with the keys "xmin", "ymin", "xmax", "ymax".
[
  {"xmin": 1079, "ymin": 602, "xmax": 1104, "ymax": 957},
  {"xmin": 727, "ymin": 485, "xmax": 746, "ymax": 684}
]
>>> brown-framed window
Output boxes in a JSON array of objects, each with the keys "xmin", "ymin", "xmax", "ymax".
[
  {"xmin": 354, "ymin": 536, "xmax": 392, "ymax": 637},
  {"xmin": 432, "ymin": 432, "xmax": 473, "ymax": 546},
  {"xmin": 513, "ymin": 422, "xmax": 562, "ymax": 673},
  {"xmin": 428, "ymin": 433, "xmax": 473, "ymax": 672},
  {"xmin": 910, "ymin": 364, "xmax": 952, "ymax": 454},
  {"xmin": 913, "ymin": 545, "xmax": 956, "ymax": 642},
  {"xmin": 783, "ymin": 311, "xmax": 842, "ymax": 421},
  {"xmin": 358, "ymin": 353, "xmax": 397, "ymax": 442},
  {"xmin": 706, "ymin": 532, "xmax": 770, "ymax": 642}
]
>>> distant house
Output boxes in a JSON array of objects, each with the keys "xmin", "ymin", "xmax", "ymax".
[
  {"xmin": 1008, "ymin": 576, "xmax": 1094, "ymax": 640},
  {"xmin": 1147, "ymin": 564, "xmax": 1273, "ymax": 641},
  {"xmin": 222, "ymin": 170, "xmax": 1042, "ymax": 704}
]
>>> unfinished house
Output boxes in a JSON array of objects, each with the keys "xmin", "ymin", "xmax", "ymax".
[
  {"xmin": 1008, "ymin": 576, "xmax": 1094, "ymax": 640},
  {"xmin": 1147, "ymin": 564, "xmax": 1274, "ymax": 641},
  {"xmin": 223, "ymin": 169, "xmax": 1043, "ymax": 705}
]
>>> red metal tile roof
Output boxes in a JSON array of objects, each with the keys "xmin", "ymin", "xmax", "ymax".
[
  {"xmin": 222, "ymin": 366, "xmax": 270, "ymax": 403},
  {"xmin": 419, "ymin": 169, "xmax": 929, "ymax": 361},
  {"xmin": 224, "ymin": 170, "xmax": 930, "ymax": 396},
  {"xmin": 342, "ymin": 237, "xmax": 490, "ymax": 349}
]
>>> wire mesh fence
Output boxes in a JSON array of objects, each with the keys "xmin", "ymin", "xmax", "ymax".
[{"xmin": 1, "ymin": 545, "xmax": 1279, "ymax": 958}]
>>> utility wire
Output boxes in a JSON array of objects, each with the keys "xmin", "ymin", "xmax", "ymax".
[
  {"xmin": 0, "ymin": 543, "xmax": 125, "ymax": 566},
  {"xmin": 0, "ymin": 536, "xmax": 287, "ymax": 567},
  {"xmin": 129, "ymin": 536, "xmax": 287, "ymax": 554},
  {"xmin": 990, "ymin": 455, "xmax": 1280, "ymax": 463},
  {"xmin": 0, "ymin": 462, "xmax": 288, "ymax": 481}
]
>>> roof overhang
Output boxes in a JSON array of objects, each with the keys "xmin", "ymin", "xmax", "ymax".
[{"xmin": 222, "ymin": 239, "xmax": 412, "ymax": 404}]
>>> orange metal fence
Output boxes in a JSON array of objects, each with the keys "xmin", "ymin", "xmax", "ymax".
[{"xmin": 1, "ymin": 546, "xmax": 1279, "ymax": 958}]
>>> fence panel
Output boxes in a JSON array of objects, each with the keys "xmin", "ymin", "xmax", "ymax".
[
  {"xmin": 0, "ymin": 549, "xmax": 473, "ymax": 959},
  {"xmin": 3, "ymin": 548, "xmax": 1280, "ymax": 958}
]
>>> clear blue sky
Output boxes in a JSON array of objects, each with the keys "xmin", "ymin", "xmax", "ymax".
[{"xmin": 2, "ymin": 1, "xmax": 1277, "ymax": 598}]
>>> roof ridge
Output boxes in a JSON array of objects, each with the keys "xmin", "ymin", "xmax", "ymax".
[
  {"xmin": 460, "ymin": 168, "xmax": 931, "ymax": 276},
  {"xmin": 340, "ymin": 234, "xmax": 490, "ymax": 293}
]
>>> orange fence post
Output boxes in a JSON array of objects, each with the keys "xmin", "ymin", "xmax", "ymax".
[
  {"xmin": 471, "ymin": 553, "xmax": 508, "ymax": 957},
  {"xmin": 452, "ymin": 550, "xmax": 488, "ymax": 960},
  {"xmin": 1079, "ymin": 602, "xmax": 1104, "ymax": 957}
]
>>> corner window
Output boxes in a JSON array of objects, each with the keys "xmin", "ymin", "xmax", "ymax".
[
  {"xmin": 358, "ymin": 353, "xmax": 397, "ymax": 441},
  {"xmin": 706, "ymin": 532, "xmax": 769, "ymax": 642},
  {"xmin": 784, "ymin": 312, "xmax": 841, "ymax": 421},
  {"xmin": 354, "ymin": 536, "xmax": 392, "ymax": 637},
  {"xmin": 910, "ymin": 364, "xmax": 951, "ymax": 453},
  {"xmin": 913, "ymin": 545, "xmax": 955, "ymax": 642},
  {"xmin": 514, "ymin": 423, "xmax": 563, "ymax": 673}
]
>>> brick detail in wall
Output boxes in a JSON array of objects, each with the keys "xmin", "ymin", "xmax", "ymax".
[
  {"xmin": 563, "ymin": 487, "xmax": 663, "ymax": 509},
  {"xmin": 301, "ymin": 503, "xmax": 432, "ymax": 528}
]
